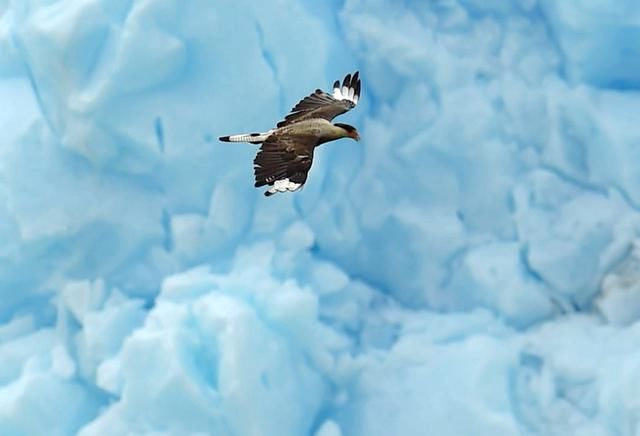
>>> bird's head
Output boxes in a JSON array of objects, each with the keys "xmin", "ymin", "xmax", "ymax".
[{"xmin": 335, "ymin": 123, "xmax": 360, "ymax": 141}]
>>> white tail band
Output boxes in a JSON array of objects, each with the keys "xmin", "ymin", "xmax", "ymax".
[{"xmin": 220, "ymin": 130, "xmax": 274, "ymax": 143}]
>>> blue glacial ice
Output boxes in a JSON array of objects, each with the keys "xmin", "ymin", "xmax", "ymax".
[{"xmin": 1, "ymin": 0, "xmax": 640, "ymax": 435}]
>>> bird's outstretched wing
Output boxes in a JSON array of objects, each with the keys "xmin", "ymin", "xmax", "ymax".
[
  {"xmin": 277, "ymin": 72, "xmax": 361, "ymax": 128},
  {"xmin": 253, "ymin": 132, "xmax": 316, "ymax": 196}
]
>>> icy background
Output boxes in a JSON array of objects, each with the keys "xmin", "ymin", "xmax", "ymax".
[{"xmin": 1, "ymin": 0, "xmax": 640, "ymax": 435}]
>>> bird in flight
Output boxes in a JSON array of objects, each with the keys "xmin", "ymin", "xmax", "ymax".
[{"xmin": 219, "ymin": 72, "xmax": 361, "ymax": 196}]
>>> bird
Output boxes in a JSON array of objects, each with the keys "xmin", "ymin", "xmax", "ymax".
[{"xmin": 219, "ymin": 72, "xmax": 361, "ymax": 196}]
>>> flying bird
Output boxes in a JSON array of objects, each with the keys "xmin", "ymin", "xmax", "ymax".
[{"xmin": 219, "ymin": 72, "xmax": 362, "ymax": 196}]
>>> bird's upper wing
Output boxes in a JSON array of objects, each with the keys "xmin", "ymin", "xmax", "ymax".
[
  {"xmin": 253, "ymin": 132, "xmax": 316, "ymax": 195},
  {"xmin": 277, "ymin": 72, "xmax": 361, "ymax": 128}
]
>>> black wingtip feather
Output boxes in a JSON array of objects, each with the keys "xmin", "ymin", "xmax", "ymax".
[
  {"xmin": 219, "ymin": 136, "xmax": 230, "ymax": 142},
  {"xmin": 343, "ymin": 73, "xmax": 352, "ymax": 88},
  {"xmin": 333, "ymin": 80, "xmax": 340, "ymax": 89}
]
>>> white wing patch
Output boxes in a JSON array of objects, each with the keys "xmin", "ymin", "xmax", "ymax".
[
  {"xmin": 267, "ymin": 178, "xmax": 302, "ymax": 195},
  {"xmin": 333, "ymin": 80, "xmax": 359, "ymax": 105}
]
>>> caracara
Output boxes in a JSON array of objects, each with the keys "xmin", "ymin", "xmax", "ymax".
[{"xmin": 219, "ymin": 72, "xmax": 362, "ymax": 196}]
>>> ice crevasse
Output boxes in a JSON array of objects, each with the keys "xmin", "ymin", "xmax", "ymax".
[{"xmin": 1, "ymin": 0, "xmax": 640, "ymax": 435}]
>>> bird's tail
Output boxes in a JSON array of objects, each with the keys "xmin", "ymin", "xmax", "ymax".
[{"xmin": 218, "ymin": 130, "xmax": 273, "ymax": 144}]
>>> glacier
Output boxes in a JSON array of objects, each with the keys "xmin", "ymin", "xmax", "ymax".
[{"xmin": 1, "ymin": 0, "xmax": 640, "ymax": 434}]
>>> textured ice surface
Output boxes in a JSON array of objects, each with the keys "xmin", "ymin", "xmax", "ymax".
[{"xmin": 2, "ymin": 0, "xmax": 640, "ymax": 435}]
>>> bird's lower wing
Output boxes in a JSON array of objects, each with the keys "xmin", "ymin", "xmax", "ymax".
[{"xmin": 253, "ymin": 134, "xmax": 316, "ymax": 196}]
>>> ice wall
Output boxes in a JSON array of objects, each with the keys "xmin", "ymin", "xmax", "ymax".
[{"xmin": 1, "ymin": 0, "xmax": 640, "ymax": 435}]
